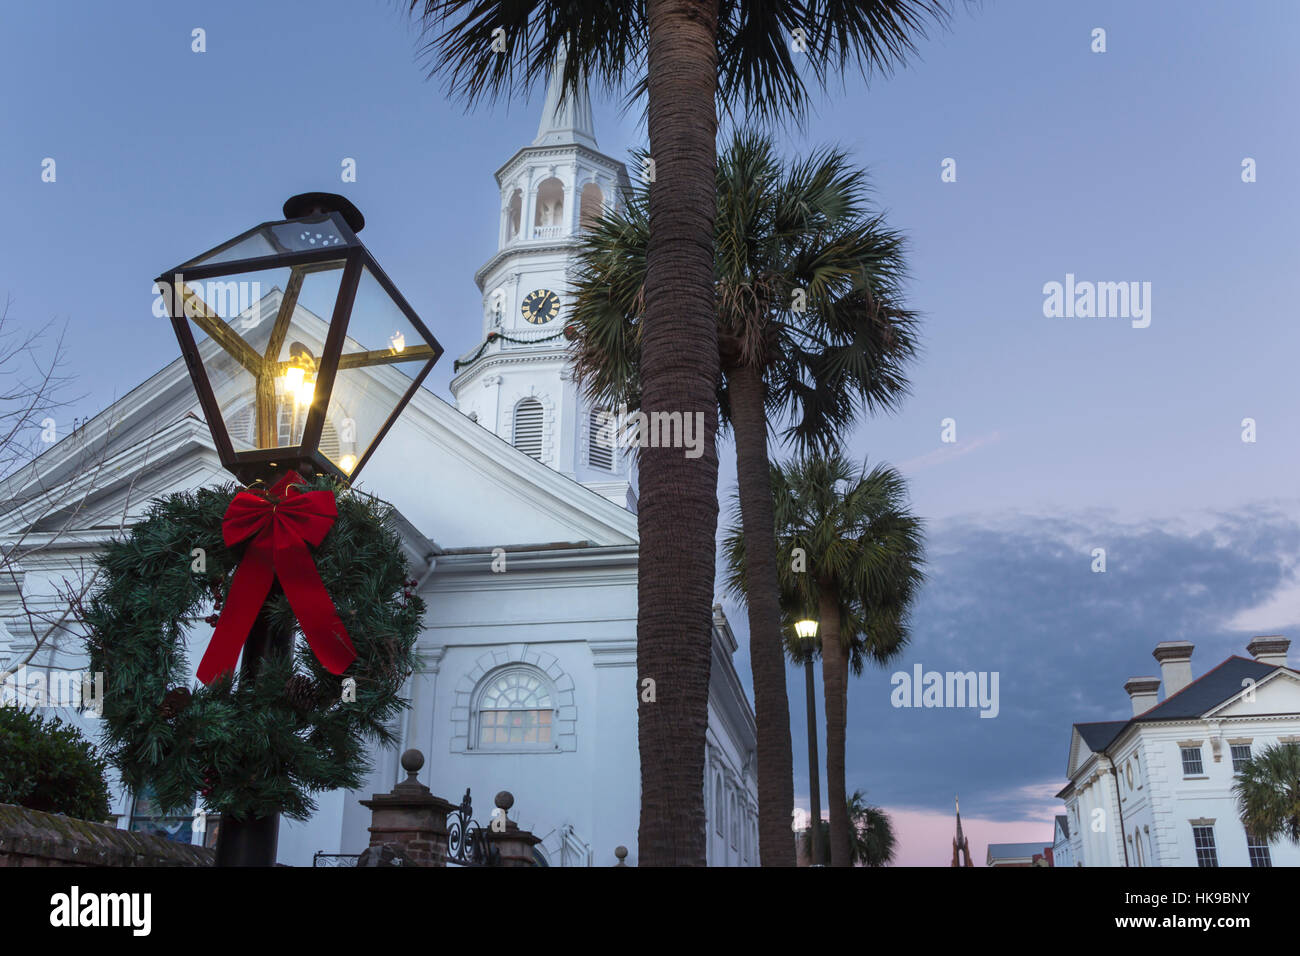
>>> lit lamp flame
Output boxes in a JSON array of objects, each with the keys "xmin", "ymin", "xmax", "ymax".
[
  {"xmin": 389, "ymin": 331, "xmax": 405, "ymax": 353},
  {"xmin": 283, "ymin": 364, "xmax": 305, "ymax": 395},
  {"xmin": 294, "ymin": 374, "xmax": 315, "ymax": 407},
  {"xmin": 282, "ymin": 343, "xmax": 317, "ymax": 407},
  {"xmin": 339, "ymin": 453, "xmax": 358, "ymax": 473},
  {"xmin": 794, "ymin": 619, "xmax": 819, "ymax": 641}
]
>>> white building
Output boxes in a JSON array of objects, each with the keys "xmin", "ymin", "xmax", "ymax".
[
  {"xmin": 1057, "ymin": 636, "xmax": 1300, "ymax": 867},
  {"xmin": 1051, "ymin": 814, "xmax": 1073, "ymax": 869},
  {"xmin": 0, "ymin": 58, "xmax": 760, "ymax": 867}
]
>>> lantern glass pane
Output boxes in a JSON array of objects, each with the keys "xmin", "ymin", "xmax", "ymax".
[
  {"xmin": 320, "ymin": 265, "xmax": 437, "ymax": 475},
  {"xmin": 180, "ymin": 262, "xmax": 346, "ymax": 453},
  {"xmin": 179, "ymin": 213, "xmax": 355, "ymax": 269}
]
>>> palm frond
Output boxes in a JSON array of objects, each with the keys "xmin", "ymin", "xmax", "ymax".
[{"xmin": 1234, "ymin": 742, "xmax": 1300, "ymax": 846}]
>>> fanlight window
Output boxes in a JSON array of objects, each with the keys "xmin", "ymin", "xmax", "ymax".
[
  {"xmin": 474, "ymin": 667, "xmax": 555, "ymax": 749},
  {"xmin": 513, "ymin": 398, "xmax": 544, "ymax": 460}
]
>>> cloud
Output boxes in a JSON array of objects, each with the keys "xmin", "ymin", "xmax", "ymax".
[{"xmin": 818, "ymin": 504, "xmax": 1300, "ymax": 854}]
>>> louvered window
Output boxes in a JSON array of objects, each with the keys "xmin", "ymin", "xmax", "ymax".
[
  {"xmin": 513, "ymin": 398, "xmax": 544, "ymax": 460},
  {"xmin": 225, "ymin": 402, "xmax": 341, "ymax": 459},
  {"xmin": 588, "ymin": 407, "xmax": 613, "ymax": 470}
]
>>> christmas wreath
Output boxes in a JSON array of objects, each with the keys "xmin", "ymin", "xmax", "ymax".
[{"xmin": 83, "ymin": 473, "xmax": 423, "ymax": 822}]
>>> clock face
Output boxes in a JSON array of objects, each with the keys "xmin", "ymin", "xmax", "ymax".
[{"xmin": 521, "ymin": 289, "xmax": 560, "ymax": 325}]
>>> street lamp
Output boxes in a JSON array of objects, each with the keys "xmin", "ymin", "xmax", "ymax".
[
  {"xmin": 794, "ymin": 618, "xmax": 824, "ymax": 866},
  {"xmin": 156, "ymin": 193, "xmax": 442, "ymax": 865},
  {"xmin": 156, "ymin": 192, "xmax": 443, "ymax": 486}
]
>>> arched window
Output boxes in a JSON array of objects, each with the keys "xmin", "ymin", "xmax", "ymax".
[
  {"xmin": 506, "ymin": 189, "xmax": 522, "ymax": 239},
  {"xmin": 472, "ymin": 666, "xmax": 556, "ymax": 749},
  {"xmin": 512, "ymin": 398, "xmax": 544, "ymax": 460},
  {"xmin": 534, "ymin": 178, "xmax": 565, "ymax": 235},
  {"xmin": 579, "ymin": 183, "xmax": 604, "ymax": 231},
  {"xmin": 730, "ymin": 794, "xmax": 739, "ymax": 847},
  {"xmin": 715, "ymin": 778, "xmax": 725, "ymax": 836}
]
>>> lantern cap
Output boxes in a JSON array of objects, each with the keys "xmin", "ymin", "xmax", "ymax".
[{"xmin": 283, "ymin": 192, "xmax": 365, "ymax": 232}]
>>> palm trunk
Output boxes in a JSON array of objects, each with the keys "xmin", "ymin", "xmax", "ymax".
[
  {"xmin": 637, "ymin": 0, "xmax": 721, "ymax": 867},
  {"xmin": 728, "ymin": 361, "xmax": 795, "ymax": 866},
  {"xmin": 819, "ymin": 583, "xmax": 851, "ymax": 866}
]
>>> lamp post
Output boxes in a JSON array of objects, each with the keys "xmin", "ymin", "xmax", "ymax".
[
  {"xmin": 794, "ymin": 617, "xmax": 823, "ymax": 866},
  {"xmin": 156, "ymin": 193, "xmax": 443, "ymax": 865}
]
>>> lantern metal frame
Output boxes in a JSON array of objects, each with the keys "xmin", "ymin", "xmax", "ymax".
[{"xmin": 156, "ymin": 196, "xmax": 443, "ymax": 485}]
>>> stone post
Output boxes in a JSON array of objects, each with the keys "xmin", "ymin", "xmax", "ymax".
[
  {"xmin": 358, "ymin": 749, "xmax": 455, "ymax": 866},
  {"xmin": 483, "ymin": 791, "xmax": 541, "ymax": 867},
  {"xmin": 613, "ymin": 845, "xmax": 629, "ymax": 866}
]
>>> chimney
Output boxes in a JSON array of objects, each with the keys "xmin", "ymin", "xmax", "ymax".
[
  {"xmin": 1152, "ymin": 641, "xmax": 1195, "ymax": 697},
  {"xmin": 1123, "ymin": 677, "xmax": 1161, "ymax": 716},
  {"xmin": 1246, "ymin": 635, "xmax": 1290, "ymax": 668}
]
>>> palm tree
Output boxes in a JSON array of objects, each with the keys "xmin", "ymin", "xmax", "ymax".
[
  {"xmin": 801, "ymin": 790, "xmax": 896, "ymax": 866},
  {"xmin": 730, "ymin": 453, "xmax": 923, "ymax": 865},
  {"xmin": 408, "ymin": 0, "xmax": 955, "ymax": 867},
  {"xmin": 571, "ymin": 133, "xmax": 918, "ymax": 865},
  {"xmin": 1234, "ymin": 742, "xmax": 1300, "ymax": 847}
]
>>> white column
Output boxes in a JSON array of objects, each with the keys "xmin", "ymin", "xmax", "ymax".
[{"xmin": 524, "ymin": 187, "xmax": 538, "ymax": 240}]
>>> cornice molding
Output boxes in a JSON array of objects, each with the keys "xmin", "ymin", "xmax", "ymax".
[
  {"xmin": 589, "ymin": 638, "xmax": 636, "ymax": 668},
  {"xmin": 474, "ymin": 240, "xmax": 581, "ymax": 289}
]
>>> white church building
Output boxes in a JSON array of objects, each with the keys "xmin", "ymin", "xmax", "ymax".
[
  {"xmin": 1057, "ymin": 636, "xmax": 1300, "ymax": 867},
  {"xmin": 0, "ymin": 62, "xmax": 760, "ymax": 867}
]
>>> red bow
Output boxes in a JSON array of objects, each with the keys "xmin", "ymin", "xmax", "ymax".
[{"xmin": 197, "ymin": 471, "xmax": 357, "ymax": 685}]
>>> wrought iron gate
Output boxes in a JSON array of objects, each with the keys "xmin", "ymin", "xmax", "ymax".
[{"xmin": 445, "ymin": 789, "xmax": 500, "ymax": 867}]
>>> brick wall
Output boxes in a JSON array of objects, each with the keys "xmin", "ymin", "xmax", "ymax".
[{"xmin": 0, "ymin": 803, "xmax": 213, "ymax": 867}]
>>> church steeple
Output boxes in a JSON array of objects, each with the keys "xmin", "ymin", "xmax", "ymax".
[
  {"xmin": 952, "ymin": 795, "xmax": 973, "ymax": 867},
  {"xmin": 449, "ymin": 54, "xmax": 633, "ymax": 506},
  {"xmin": 533, "ymin": 46, "xmax": 597, "ymax": 150}
]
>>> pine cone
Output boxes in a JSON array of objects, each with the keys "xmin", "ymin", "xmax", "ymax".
[
  {"xmin": 159, "ymin": 686, "xmax": 192, "ymax": 720},
  {"xmin": 284, "ymin": 674, "xmax": 319, "ymax": 714}
]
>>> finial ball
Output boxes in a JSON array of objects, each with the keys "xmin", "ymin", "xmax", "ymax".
[{"xmin": 400, "ymin": 749, "xmax": 424, "ymax": 774}]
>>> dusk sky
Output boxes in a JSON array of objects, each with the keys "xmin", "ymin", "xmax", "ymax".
[{"xmin": 3, "ymin": 1, "xmax": 1298, "ymax": 864}]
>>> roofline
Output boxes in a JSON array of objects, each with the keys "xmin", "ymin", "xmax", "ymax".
[
  {"xmin": 1131, "ymin": 655, "xmax": 1247, "ymax": 720},
  {"xmin": 1062, "ymin": 657, "xmax": 1295, "ymax": 793}
]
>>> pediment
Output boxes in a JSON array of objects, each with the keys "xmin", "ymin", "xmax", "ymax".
[
  {"xmin": 1207, "ymin": 667, "xmax": 1300, "ymax": 718},
  {"xmin": 0, "ymin": 347, "xmax": 637, "ymax": 554}
]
